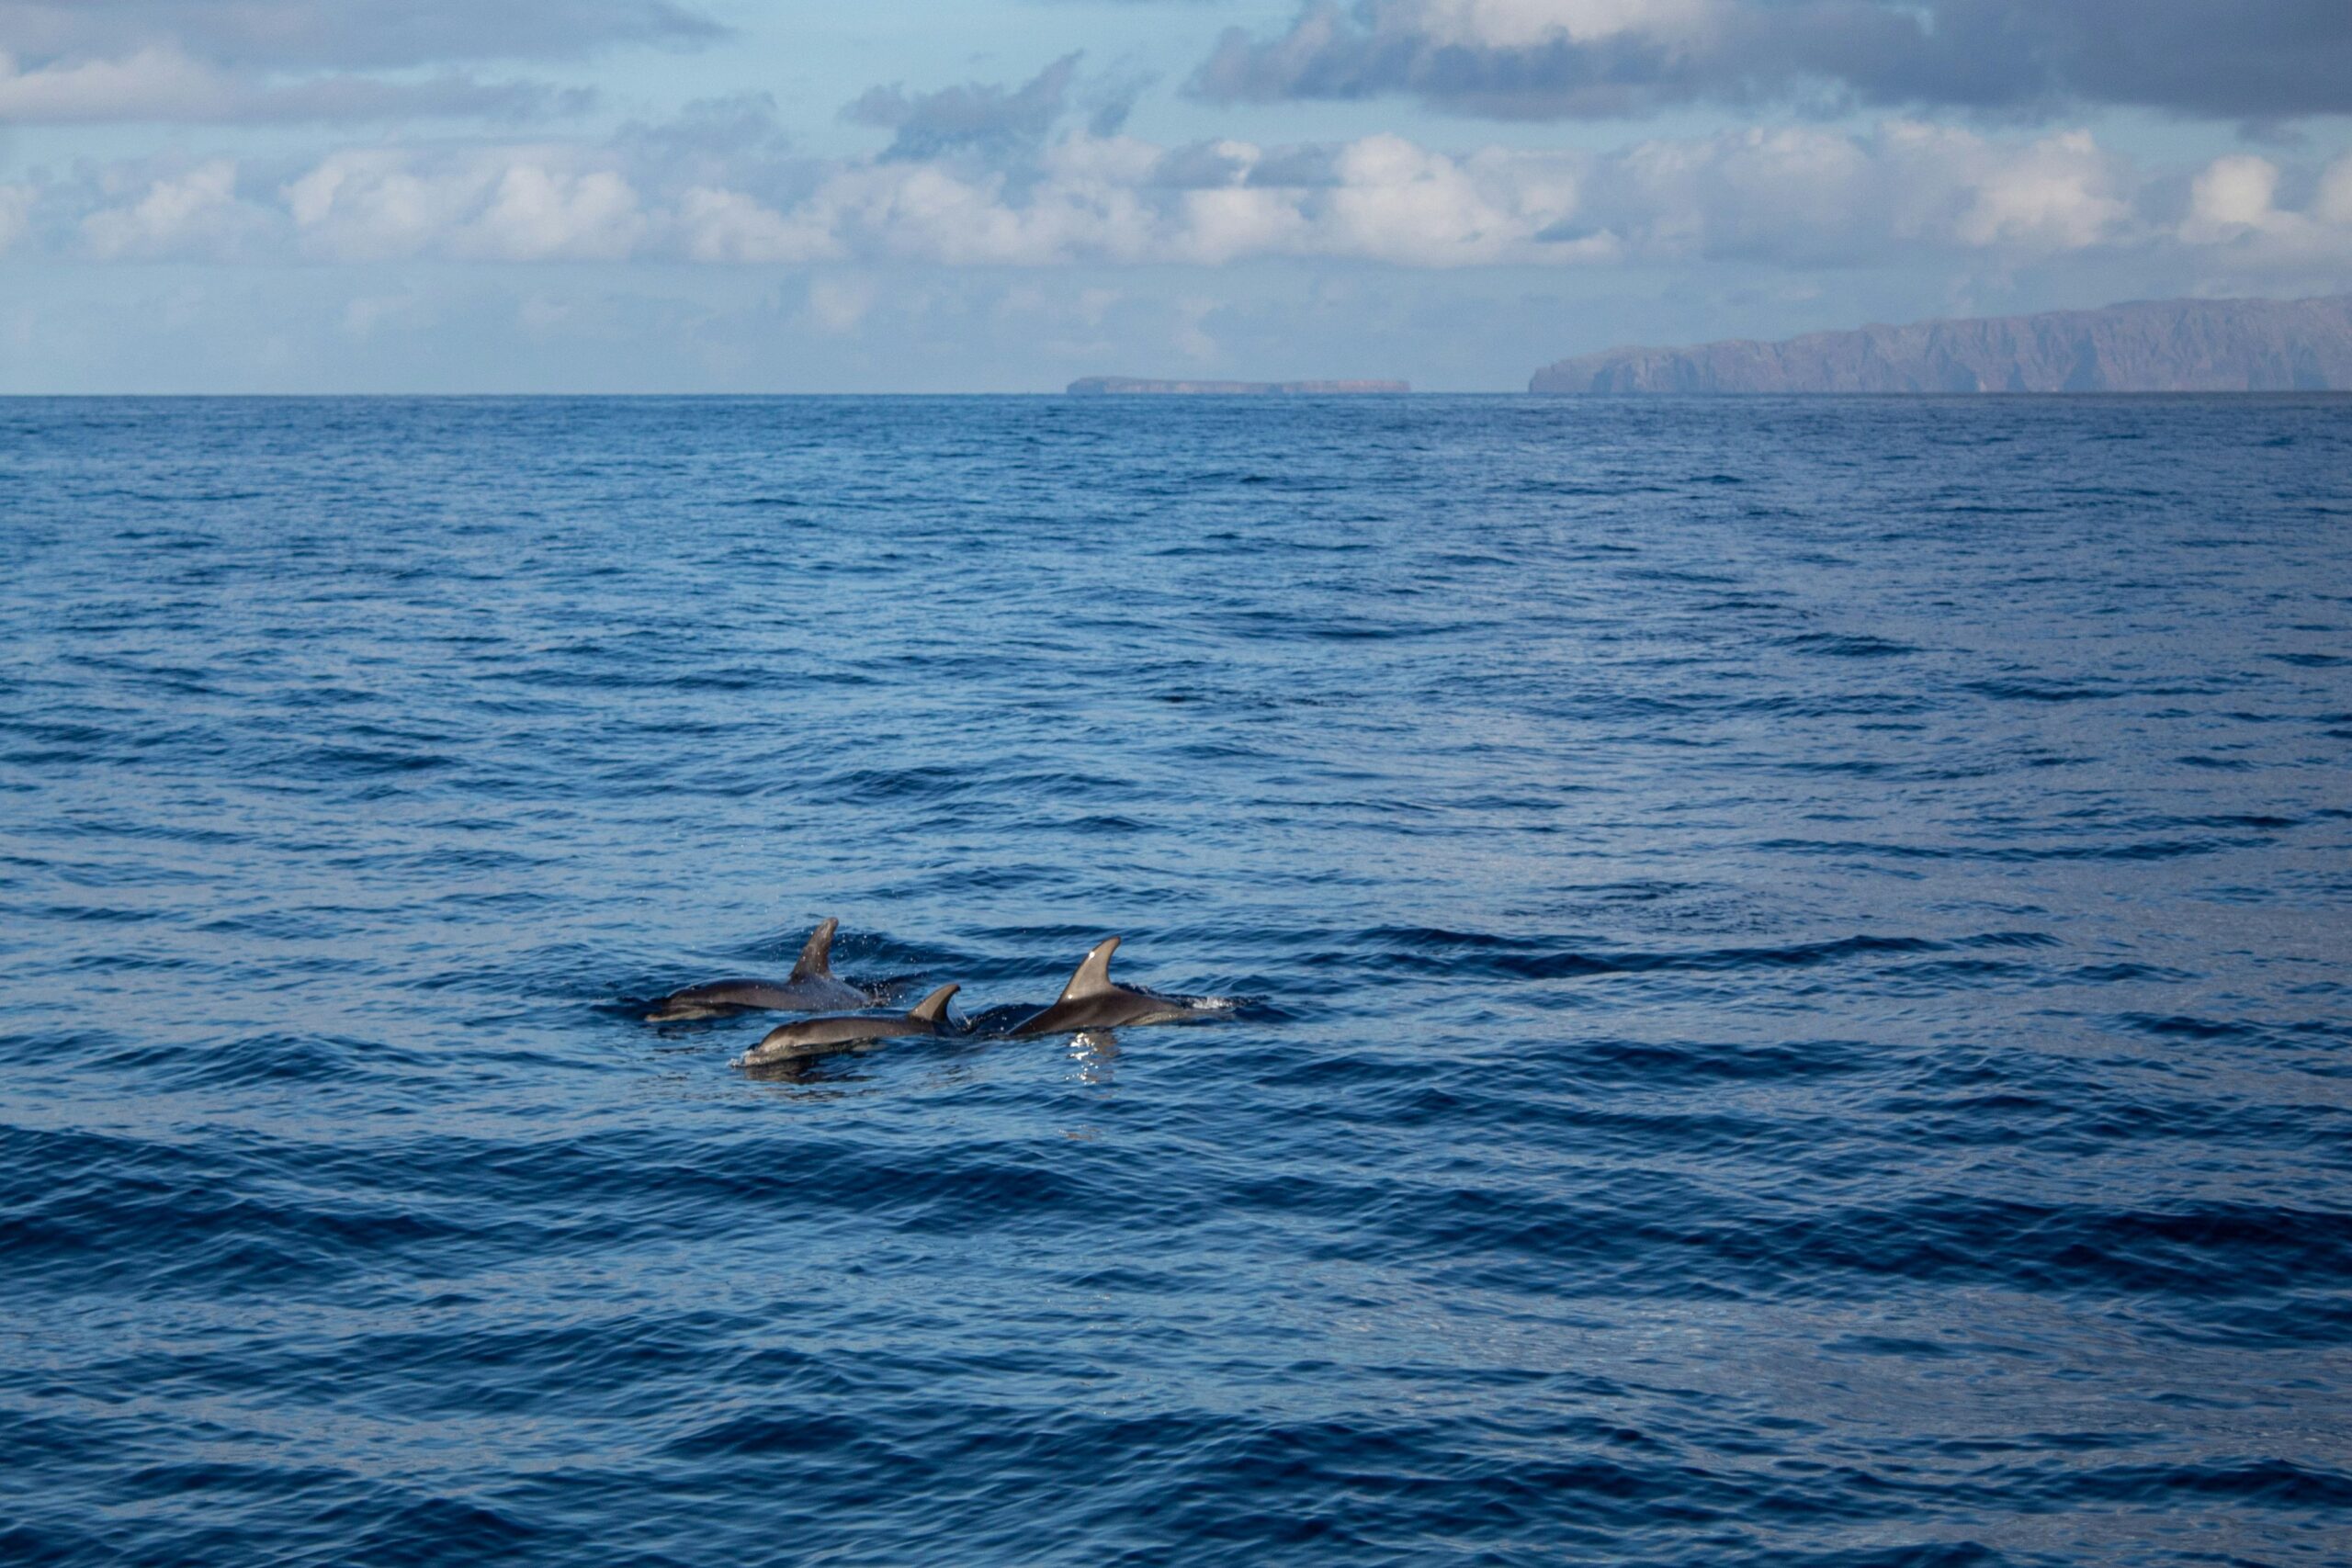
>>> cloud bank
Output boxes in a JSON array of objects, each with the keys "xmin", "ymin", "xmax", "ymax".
[
  {"xmin": 0, "ymin": 0, "xmax": 720, "ymax": 70},
  {"xmin": 0, "ymin": 48, "xmax": 583, "ymax": 123},
  {"xmin": 18, "ymin": 110, "xmax": 2351, "ymax": 278},
  {"xmin": 1192, "ymin": 0, "xmax": 2352, "ymax": 122},
  {"xmin": 0, "ymin": 0, "xmax": 718, "ymax": 123}
]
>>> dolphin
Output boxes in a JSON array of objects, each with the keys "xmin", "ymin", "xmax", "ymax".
[
  {"xmin": 643, "ymin": 918, "xmax": 872, "ymax": 1021},
  {"xmin": 733, "ymin": 983, "xmax": 962, "ymax": 1067},
  {"xmin": 1004, "ymin": 937, "xmax": 1218, "ymax": 1037}
]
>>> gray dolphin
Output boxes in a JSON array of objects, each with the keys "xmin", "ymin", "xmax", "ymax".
[
  {"xmin": 733, "ymin": 983, "xmax": 962, "ymax": 1067},
  {"xmin": 1005, "ymin": 937, "xmax": 1217, "ymax": 1037},
  {"xmin": 644, "ymin": 918, "xmax": 872, "ymax": 1021}
]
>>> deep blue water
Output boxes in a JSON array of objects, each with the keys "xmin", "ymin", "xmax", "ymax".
[{"xmin": 3, "ymin": 394, "xmax": 2349, "ymax": 1566}]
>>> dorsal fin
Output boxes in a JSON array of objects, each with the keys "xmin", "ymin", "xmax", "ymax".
[
  {"xmin": 789, "ymin": 917, "xmax": 839, "ymax": 981},
  {"xmin": 906, "ymin": 983, "xmax": 959, "ymax": 1024},
  {"xmin": 1056, "ymin": 937, "xmax": 1121, "ymax": 1003}
]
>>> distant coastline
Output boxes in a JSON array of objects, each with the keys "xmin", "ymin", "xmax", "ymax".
[
  {"xmin": 1531, "ymin": 295, "xmax": 2352, "ymax": 395},
  {"xmin": 1069, "ymin": 377, "xmax": 1410, "ymax": 395}
]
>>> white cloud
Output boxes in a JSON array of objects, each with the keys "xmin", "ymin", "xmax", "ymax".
[
  {"xmin": 2188, "ymin": 154, "xmax": 2281, "ymax": 231},
  {"xmin": 1588, "ymin": 121, "xmax": 2133, "ymax": 265},
  {"xmin": 1609, "ymin": 125, "xmax": 1874, "ymax": 258},
  {"xmin": 285, "ymin": 152, "xmax": 480, "ymax": 259},
  {"xmin": 1323, "ymin": 136, "xmax": 1555, "ymax": 265},
  {"xmin": 828, "ymin": 164, "xmax": 1069, "ymax": 265},
  {"xmin": 285, "ymin": 148, "xmax": 644, "ymax": 261},
  {"xmin": 80, "ymin": 160, "xmax": 261, "ymax": 259},
  {"xmin": 2318, "ymin": 153, "xmax": 2352, "ymax": 229},
  {"xmin": 1951, "ymin": 130, "xmax": 2128, "ymax": 250},
  {"xmin": 1178, "ymin": 179, "xmax": 1313, "ymax": 265},
  {"xmin": 678, "ymin": 186, "xmax": 839, "ymax": 264},
  {"xmin": 2173, "ymin": 151, "xmax": 2352, "ymax": 268},
  {"xmin": 458, "ymin": 164, "xmax": 643, "ymax": 261},
  {"xmin": 0, "ymin": 46, "xmax": 233, "ymax": 119}
]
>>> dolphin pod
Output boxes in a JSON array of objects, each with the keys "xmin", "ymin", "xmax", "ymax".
[{"xmin": 643, "ymin": 920, "xmax": 1229, "ymax": 1067}]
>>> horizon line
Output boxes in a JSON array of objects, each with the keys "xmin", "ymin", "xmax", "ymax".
[{"xmin": 6, "ymin": 389, "xmax": 2349, "ymax": 400}]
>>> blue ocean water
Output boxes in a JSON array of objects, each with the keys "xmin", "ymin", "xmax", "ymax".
[{"xmin": 2, "ymin": 393, "xmax": 2349, "ymax": 1566}]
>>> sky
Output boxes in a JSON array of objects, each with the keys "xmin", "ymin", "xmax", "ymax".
[{"xmin": 2, "ymin": 0, "xmax": 2349, "ymax": 391}]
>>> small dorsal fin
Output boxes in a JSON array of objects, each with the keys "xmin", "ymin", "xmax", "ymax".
[
  {"xmin": 907, "ymin": 983, "xmax": 959, "ymax": 1024},
  {"xmin": 1056, "ymin": 937, "xmax": 1121, "ymax": 1002},
  {"xmin": 789, "ymin": 917, "xmax": 839, "ymax": 981}
]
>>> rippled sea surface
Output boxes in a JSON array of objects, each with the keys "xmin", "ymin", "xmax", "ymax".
[{"xmin": 4, "ymin": 395, "xmax": 2350, "ymax": 1566}]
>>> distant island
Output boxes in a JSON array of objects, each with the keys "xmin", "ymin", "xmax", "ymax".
[
  {"xmin": 1531, "ymin": 295, "xmax": 2352, "ymax": 395},
  {"xmin": 1069, "ymin": 377, "xmax": 1410, "ymax": 395}
]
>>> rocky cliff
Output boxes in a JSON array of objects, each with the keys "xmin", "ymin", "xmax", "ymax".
[{"xmin": 1530, "ymin": 296, "xmax": 2352, "ymax": 394}]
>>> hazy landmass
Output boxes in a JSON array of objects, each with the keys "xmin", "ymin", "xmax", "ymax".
[
  {"xmin": 1069, "ymin": 378, "xmax": 1410, "ymax": 395},
  {"xmin": 1531, "ymin": 296, "xmax": 2352, "ymax": 394}
]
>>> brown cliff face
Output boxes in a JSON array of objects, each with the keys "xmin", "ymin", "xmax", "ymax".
[{"xmin": 1530, "ymin": 296, "xmax": 2352, "ymax": 394}]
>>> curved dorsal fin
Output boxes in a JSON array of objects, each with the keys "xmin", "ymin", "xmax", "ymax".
[
  {"xmin": 1056, "ymin": 937, "xmax": 1121, "ymax": 1002},
  {"xmin": 789, "ymin": 917, "xmax": 839, "ymax": 981},
  {"xmin": 907, "ymin": 982, "xmax": 959, "ymax": 1024}
]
